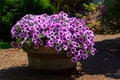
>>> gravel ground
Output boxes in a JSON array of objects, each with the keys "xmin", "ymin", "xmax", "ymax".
[{"xmin": 0, "ymin": 34, "xmax": 120, "ymax": 80}]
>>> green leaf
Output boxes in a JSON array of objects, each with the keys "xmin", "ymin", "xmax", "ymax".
[
  {"xmin": 39, "ymin": 33, "xmax": 44, "ymax": 38},
  {"xmin": 28, "ymin": 14, "xmax": 31, "ymax": 19},
  {"xmin": 26, "ymin": 40, "xmax": 31, "ymax": 46},
  {"xmin": 16, "ymin": 38, "xmax": 23, "ymax": 43},
  {"xmin": 78, "ymin": 45, "xmax": 82, "ymax": 48},
  {"xmin": 23, "ymin": 46, "xmax": 29, "ymax": 52},
  {"xmin": 68, "ymin": 40, "xmax": 71, "ymax": 44}
]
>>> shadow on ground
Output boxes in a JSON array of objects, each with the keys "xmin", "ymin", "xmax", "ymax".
[
  {"xmin": 77, "ymin": 38, "xmax": 120, "ymax": 79},
  {"xmin": 0, "ymin": 66, "xmax": 77, "ymax": 80}
]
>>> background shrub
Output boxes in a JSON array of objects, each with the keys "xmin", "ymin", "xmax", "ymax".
[
  {"xmin": 0, "ymin": 0, "xmax": 56, "ymax": 41},
  {"xmin": 50, "ymin": 0, "xmax": 92, "ymax": 15},
  {"xmin": 75, "ymin": 0, "xmax": 120, "ymax": 34},
  {"xmin": 75, "ymin": 2, "xmax": 106, "ymax": 34},
  {"xmin": 0, "ymin": 42, "xmax": 12, "ymax": 49},
  {"xmin": 102, "ymin": 0, "xmax": 120, "ymax": 34}
]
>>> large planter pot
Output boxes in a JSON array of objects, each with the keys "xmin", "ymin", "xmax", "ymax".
[{"xmin": 27, "ymin": 46, "xmax": 76, "ymax": 72}]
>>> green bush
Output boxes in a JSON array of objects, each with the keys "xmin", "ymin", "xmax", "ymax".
[
  {"xmin": 76, "ymin": 3, "xmax": 105, "ymax": 34},
  {"xmin": 102, "ymin": 0, "xmax": 120, "ymax": 34},
  {"xmin": 76, "ymin": 1, "xmax": 120, "ymax": 34},
  {"xmin": 0, "ymin": 42, "xmax": 12, "ymax": 49},
  {"xmin": 0, "ymin": 0, "xmax": 56, "ymax": 41},
  {"xmin": 50, "ymin": 0, "xmax": 92, "ymax": 14},
  {"xmin": 82, "ymin": 3, "xmax": 102, "ymax": 33}
]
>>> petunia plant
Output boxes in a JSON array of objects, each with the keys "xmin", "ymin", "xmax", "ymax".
[{"xmin": 11, "ymin": 11, "xmax": 96, "ymax": 63}]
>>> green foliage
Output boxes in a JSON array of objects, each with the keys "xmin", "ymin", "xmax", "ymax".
[
  {"xmin": 0, "ymin": 42, "xmax": 12, "ymax": 49},
  {"xmin": 102, "ymin": 0, "xmax": 120, "ymax": 34},
  {"xmin": 76, "ymin": 1, "xmax": 120, "ymax": 34},
  {"xmin": 0, "ymin": 0, "xmax": 56, "ymax": 41},
  {"xmin": 76, "ymin": 3, "xmax": 103, "ymax": 34},
  {"xmin": 50, "ymin": 0, "xmax": 92, "ymax": 14},
  {"xmin": 83, "ymin": 3, "xmax": 98, "ymax": 11}
]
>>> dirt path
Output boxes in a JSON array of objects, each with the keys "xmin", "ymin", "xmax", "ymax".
[{"xmin": 0, "ymin": 34, "xmax": 120, "ymax": 80}]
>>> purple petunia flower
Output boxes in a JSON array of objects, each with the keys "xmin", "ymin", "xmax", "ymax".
[
  {"xmin": 78, "ymin": 49, "xmax": 84, "ymax": 54},
  {"xmin": 19, "ymin": 33, "xmax": 24, "ymax": 38},
  {"xmin": 76, "ymin": 54, "xmax": 82, "ymax": 61},
  {"xmin": 71, "ymin": 47, "xmax": 77, "ymax": 54},
  {"xmin": 82, "ymin": 54, "xmax": 88, "ymax": 60},
  {"xmin": 11, "ymin": 11, "xmax": 96, "ymax": 63},
  {"xmin": 55, "ymin": 45, "xmax": 62, "ymax": 52},
  {"xmin": 72, "ymin": 41, "xmax": 79, "ymax": 48},
  {"xmin": 83, "ymin": 43, "xmax": 88, "ymax": 50},
  {"xmin": 17, "ymin": 43, "xmax": 22, "ymax": 49},
  {"xmin": 62, "ymin": 44, "xmax": 68, "ymax": 51},
  {"xmin": 71, "ymin": 57, "xmax": 77, "ymax": 63},
  {"xmin": 11, "ymin": 41, "xmax": 16, "ymax": 48},
  {"xmin": 66, "ymin": 52, "xmax": 72, "ymax": 57},
  {"xmin": 91, "ymin": 48, "xmax": 96, "ymax": 56},
  {"xmin": 34, "ymin": 44, "xmax": 39, "ymax": 49},
  {"xmin": 47, "ymin": 40, "xmax": 54, "ymax": 47},
  {"xmin": 38, "ymin": 39, "xmax": 43, "ymax": 46}
]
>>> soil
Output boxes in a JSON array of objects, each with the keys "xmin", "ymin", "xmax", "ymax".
[{"xmin": 0, "ymin": 34, "xmax": 120, "ymax": 80}]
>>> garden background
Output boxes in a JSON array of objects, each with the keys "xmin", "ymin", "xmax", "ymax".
[{"xmin": 0, "ymin": 0, "xmax": 120, "ymax": 80}]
